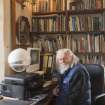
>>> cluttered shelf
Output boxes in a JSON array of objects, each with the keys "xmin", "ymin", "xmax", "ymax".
[{"xmin": 30, "ymin": 0, "xmax": 105, "ymax": 68}]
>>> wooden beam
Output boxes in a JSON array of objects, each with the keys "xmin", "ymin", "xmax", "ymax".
[{"xmin": 10, "ymin": 0, "xmax": 16, "ymax": 49}]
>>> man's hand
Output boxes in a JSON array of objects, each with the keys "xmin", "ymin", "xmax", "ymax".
[{"xmin": 53, "ymin": 86, "xmax": 59, "ymax": 96}]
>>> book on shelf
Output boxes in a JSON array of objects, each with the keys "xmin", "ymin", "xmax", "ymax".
[
  {"xmin": 87, "ymin": 34, "xmax": 92, "ymax": 53},
  {"xmin": 47, "ymin": 55, "xmax": 53, "ymax": 68},
  {"xmin": 92, "ymin": 15, "xmax": 103, "ymax": 31},
  {"xmin": 95, "ymin": 0, "xmax": 103, "ymax": 9},
  {"xmin": 40, "ymin": 54, "xmax": 53, "ymax": 72},
  {"xmin": 101, "ymin": 35, "xmax": 105, "ymax": 53},
  {"xmin": 42, "ymin": 54, "xmax": 49, "ymax": 72},
  {"xmin": 103, "ymin": 0, "xmax": 105, "ymax": 8},
  {"xmin": 94, "ymin": 35, "xmax": 100, "ymax": 52}
]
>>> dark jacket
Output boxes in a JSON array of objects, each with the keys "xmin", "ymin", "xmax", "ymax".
[{"xmin": 55, "ymin": 63, "xmax": 91, "ymax": 105}]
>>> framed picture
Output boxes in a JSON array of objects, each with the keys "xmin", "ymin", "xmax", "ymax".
[
  {"xmin": 11, "ymin": 0, "xmax": 31, "ymax": 48},
  {"xmin": 16, "ymin": 16, "xmax": 30, "ymax": 45}
]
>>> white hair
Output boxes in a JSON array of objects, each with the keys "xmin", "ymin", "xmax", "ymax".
[{"xmin": 56, "ymin": 48, "xmax": 79, "ymax": 65}]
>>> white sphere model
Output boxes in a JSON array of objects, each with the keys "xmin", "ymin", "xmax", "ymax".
[{"xmin": 8, "ymin": 48, "xmax": 31, "ymax": 72}]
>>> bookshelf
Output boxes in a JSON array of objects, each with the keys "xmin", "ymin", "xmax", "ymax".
[{"xmin": 31, "ymin": 0, "xmax": 105, "ymax": 71}]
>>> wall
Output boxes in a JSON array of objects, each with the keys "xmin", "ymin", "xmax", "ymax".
[
  {"xmin": 16, "ymin": 2, "xmax": 32, "ymax": 30},
  {"xmin": 0, "ymin": 0, "xmax": 13, "ymax": 82},
  {"xmin": 0, "ymin": 0, "xmax": 5, "ymax": 82},
  {"xmin": 4, "ymin": 0, "xmax": 15, "ymax": 76}
]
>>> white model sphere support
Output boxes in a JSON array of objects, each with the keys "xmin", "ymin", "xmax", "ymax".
[{"xmin": 8, "ymin": 48, "xmax": 31, "ymax": 72}]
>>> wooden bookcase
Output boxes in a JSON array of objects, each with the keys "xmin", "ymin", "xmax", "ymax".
[{"xmin": 31, "ymin": 0, "xmax": 105, "ymax": 71}]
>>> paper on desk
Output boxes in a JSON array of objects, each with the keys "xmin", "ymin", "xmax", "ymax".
[{"xmin": 3, "ymin": 96, "xmax": 19, "ymax": 100}]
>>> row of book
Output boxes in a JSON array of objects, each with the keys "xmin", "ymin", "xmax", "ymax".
[
  {"xmin": 33, "ymin": 38, "xmax": 58, "ymax": 52},
  {"xmin": 69, "ymin": 14, "xmax": 103, "ymax": 31},
  {"xmin": 32, "ymin": 34, "xmax": 105, "ymax": 53},
  {"xmin": 32, "ymin": 0, "xmax": 104, "ymax": 13},
  {"xmin": 32, "ymin": 34, "xmax": 105, "ymax": 71},
  {"xmin": 40, "ymin": 54, "xmax": 54, "ymax": 72},
  {"xmin": 67, "ymin": 0, "xmax": 103, "ymax": 11},
  {"xmin": 32, "ymin": 0, "xmax": 65, "ymax": 13},
  {"xmin": 57, "ymin": 34, "xmax": 105, "ymax": 53},
  {"xmin": 78, "ymin": 55, "xmax": 104, "ymax": 65},
  {"xmin": 32, "ymin": 14, "xmax": 66, "ymax": 32},
  {"xmin": 39, "ymin": 52, "xmax": 104, "ymax": 71},
  {"xmin": 32, "ymin": 13, "xmax": 105, "ymax": 32}
]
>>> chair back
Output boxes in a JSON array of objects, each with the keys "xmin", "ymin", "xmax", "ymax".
[{"xmin": 84, "ymin": 64, "xmax": 104, "ymax": 104}]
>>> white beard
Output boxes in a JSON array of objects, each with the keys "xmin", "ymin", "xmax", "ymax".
[{"xmin": 58, "ymin": 64, "xmax": 70, "ymax": 74}]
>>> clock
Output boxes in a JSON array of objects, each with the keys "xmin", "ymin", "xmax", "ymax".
[{"xmin": 16, "ymin": 16, "xmax": 30, "ymax": 45}]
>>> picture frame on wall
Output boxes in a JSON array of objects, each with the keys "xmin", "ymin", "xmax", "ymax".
[
  {"xmin": 11, "ymin": 0, "xmax": 31, "ymax": 49},
  {"xmin": 16, "ymin": 16, "xmax": 30, "ymax": 45}
]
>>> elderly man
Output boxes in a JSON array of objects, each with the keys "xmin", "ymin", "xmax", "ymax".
[{"xmin": 53, "ymin": 49, "xmax": 91, "ymax": 105}]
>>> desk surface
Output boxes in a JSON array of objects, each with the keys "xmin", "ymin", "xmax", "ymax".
[
  {"xmin": 0, "ymin": 97, "xmax": 53, "ymax": 105},
  {"xmin": 0, "ymin": 99, "xmax": 32, "ymax": 105},
  {"xmin": 0, "ymin": 80, "xmax": 57, "ymax": 105}
]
